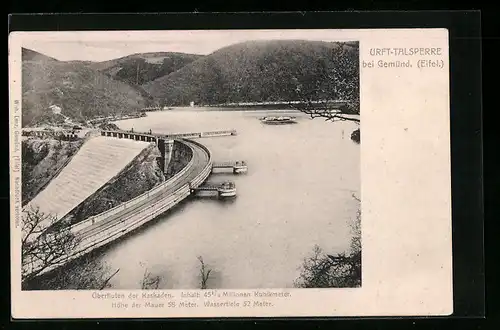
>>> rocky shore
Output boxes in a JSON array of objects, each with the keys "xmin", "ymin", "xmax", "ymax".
[{"xmin": 350, "ymin": 128, "xmax": 360, "ymax": 144}]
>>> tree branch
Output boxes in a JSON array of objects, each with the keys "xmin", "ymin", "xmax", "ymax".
[
  {"xmin": 100, "ymin": 268, "xmax": 120, "ymax": 290},
  {"xmin": 21, "ymin": 207, "xmax": 78, "ymax": 283}
]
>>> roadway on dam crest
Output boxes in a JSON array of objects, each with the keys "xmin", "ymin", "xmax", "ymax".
[{"xmin": 75, "ymin": 139, "xmax": 210, "ymax": 240}]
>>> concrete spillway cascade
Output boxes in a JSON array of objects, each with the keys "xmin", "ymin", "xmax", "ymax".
[
  {"xmin": 100, "ymin": 130, "xmax": 174, "ymax": 174},
  {"xmin": 24, "ymin": 136, "xmax": 151, "ymax": 232}
]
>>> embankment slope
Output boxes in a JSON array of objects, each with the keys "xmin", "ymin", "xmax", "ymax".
[
  {"xmin": 24, "ymin": 136, "xmax": 151, "ymax": 224},
  {"xmin": 65, "ymin": 143, "xmax": 166, "ymax": 223}
]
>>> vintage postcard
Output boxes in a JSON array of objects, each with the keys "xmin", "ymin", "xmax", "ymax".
[{"xmin": 9, "ymin": 28, "xmax": 452, "ymax": 318}]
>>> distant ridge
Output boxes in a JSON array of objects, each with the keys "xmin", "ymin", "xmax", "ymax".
[
  {"xmin": 22, "ymin": 48, "xmax": 58, "ymax": 62},
  {"xmin": 21, "ymin": 48, "xmax": 149, "ymax": 126},
  {"xmin": 142, "ymin": 40, "xmax": 359, "ymax": 111},
  {"xmin": 90, "ymin": 52, "xmax": 203, "ymax": 86},
  {"xmin": 20, "ymin": 40, "xmax": 360, "ymax": 126}
]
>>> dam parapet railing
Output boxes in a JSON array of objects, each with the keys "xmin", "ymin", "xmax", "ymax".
[{"xmin": 100, "ymin": 129, "xmax": 237, "ymax": 140}]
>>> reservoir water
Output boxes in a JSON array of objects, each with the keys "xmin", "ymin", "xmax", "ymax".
[{"xmin": 102, "ymin": 109, "xmax": 360, "ymax": 289}]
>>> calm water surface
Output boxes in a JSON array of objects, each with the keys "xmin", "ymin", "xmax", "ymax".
[{"xmin": 102, "ymin": 109, "xmax": 360, "ymax": 289}]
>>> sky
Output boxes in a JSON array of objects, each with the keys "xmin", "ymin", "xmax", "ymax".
[{"xmin": 18, "ymin": 29, "xmax": 358, "ymax": 62}]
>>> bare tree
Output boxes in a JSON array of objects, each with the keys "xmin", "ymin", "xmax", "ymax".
[
  {"xmin": 21, "ymin": 206, "xmax": 80, "ymax": 283},
  {"xmin": 347, "ymin": 207, "xmax": 362, "ymax": 284},
  {"xmin": 295, "ymin": 197, "xmax": 361, "ymax": 288},
  {"xmin": 197, "ymin": 256, "xmax": 212, "ymax": 289},
  {"xmin": 288, "ymin": 44, "xmax": 360, "ymax": 124},
  {"xmin": 290, "ymin": 45, "xmax": 361, "ymax": 287},
  {"xmin": 141, "ymin": 268, "xmax": 161, "ymax": 290},
  {"xmin": 288, "ymin": 99, "xmax": 360, "ymax": 124},
  {"xmin": 99, "ymin": 268, "xmax": 121, "ymax": 290},
  {"xmin": 23, "ymin": 256, "xmax": 120, "ymax": 291},
  {"xmin": 21, "ymin": 206, "xmax": 121, "ymax": 290}
]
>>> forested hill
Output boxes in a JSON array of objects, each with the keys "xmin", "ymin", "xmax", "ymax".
[
  {"xmin": 89, "ymin": 52, "xmax": 203, "ymax": 86},
  {"xmin": 21, "ymin": 48, "xmax": 148, "ymax": 127},
  {"xmin": 143, "ymin": 40, "xmax": 359, "ymax": 110},
  {"xmin": 22, "ymin": 48, "xmax": 58, "ymax": 62},
  {"xmin": 20, "ymin": 41, "xmax": 359, "ymax": 126}
]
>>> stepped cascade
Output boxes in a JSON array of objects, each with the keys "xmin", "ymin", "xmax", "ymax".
[{"xmin": 25, "ymin": 136, "xmax": 151, "ymax": 228}]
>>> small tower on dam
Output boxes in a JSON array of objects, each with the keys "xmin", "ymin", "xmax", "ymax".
[{"xmin": 156, "ymin": 138, "xmax": 174, "ymax": 174}]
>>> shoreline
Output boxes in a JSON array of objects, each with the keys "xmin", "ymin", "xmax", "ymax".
[
  {"xmin": 135, "ymin": 107, "xmax": 360, "ymax": 118},
  {"xmin": 142, "ymin": 107, "xmax": 302, "ymax": 113}
]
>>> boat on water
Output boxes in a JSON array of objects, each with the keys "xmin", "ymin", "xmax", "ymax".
[{"xmin": 259, "ymin": 116, "xmax": 297, "ymax": 125}]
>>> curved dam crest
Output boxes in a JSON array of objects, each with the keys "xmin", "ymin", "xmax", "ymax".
[{"xmin": 23, "ymin": 131, "xmax": 214, "ymax": 278}]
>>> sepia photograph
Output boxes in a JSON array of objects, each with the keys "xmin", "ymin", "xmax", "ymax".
[
  {"xmin": 10, "ymin": 26, "xmax": 455, "ymax": 318},
  {"xmin": 19, "ymin": 31, "xmax": 361, "ymax": 291}
]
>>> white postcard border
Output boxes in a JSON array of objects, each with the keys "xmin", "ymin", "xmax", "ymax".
[{"xmin": 9, "ymin": 28, "xmax": 452, "ymax": 318}]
